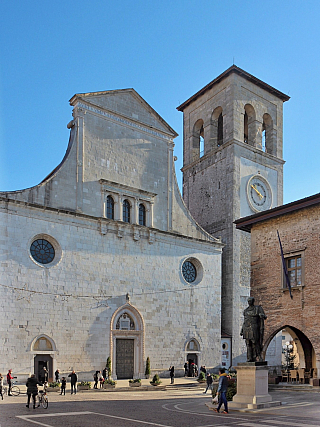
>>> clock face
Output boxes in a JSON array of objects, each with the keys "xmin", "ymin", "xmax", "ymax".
[{"xmin": 247, "ymin": 175, "xmax": 272, "ymax": 212}]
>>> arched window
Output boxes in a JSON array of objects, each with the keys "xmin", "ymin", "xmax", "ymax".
[
  {"xmin": 116, "ymin": 313, "xmax": 136, "ymax": 330},
  {"xmin": 139, "ymin": 203, "xmax": 146, "ymax": 226},
  {"xmin": 106, "ymin": 195, "xmax": 114, "ymax": 219},
  {"xmin": 262, "ymin": 113, "xmax": 274, "ymax": 155},
  {"xmin": 192, "ymin": 119, "xmax": 204, "ymax": 161},
  {"xmin": 211, "ymin": 107, "xmax": 223, "ymax": 148},
  {"xmin": 244, "ymin": 104, "xmax": 256, "ymax": 145},
  {"xmin": 123, "ymin": 199, "xmax": 131, "ymax": 223},
  {"xmin": 217, "ymin": 112, "xmax": 223, "ymax": 146}
]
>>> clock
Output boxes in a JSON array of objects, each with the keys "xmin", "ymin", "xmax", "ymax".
[{"xmin": 247, "ymin": 175, "xmax": 272, "ymax": 212}]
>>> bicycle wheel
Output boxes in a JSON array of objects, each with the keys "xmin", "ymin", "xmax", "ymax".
[
  {"xmin": 42, "ymin": 396, "xmax": 48, "ymax": 409},
  {"xmin": 11, "ymin": 386, "xmax": 20, "ymax": 396}
]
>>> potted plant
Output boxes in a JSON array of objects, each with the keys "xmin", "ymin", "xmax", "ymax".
[
  {"xmin": 150, "ymin": 374, "xmax": 161, "ymax": 386},
  {"xmin": 77, "ymin": 381, "xmax": 91, "ymax": 391},
  {"xmin": 197, "ymin": 371, "xmax": 206, "ymax": 383},
  {"xmin": 103, "ymin": 379, "xmax": 116, "ymax": 389},
  {"xmin": 46, "ymin": 381, "xmax": 60, "ymax": 392},
  {"xmin": 129, "ymin": 378, "xmax": 141, "ymax": 387},
  {"xmin": 145, "ymin": 357, "xmax": 151, "ymax": 379}
]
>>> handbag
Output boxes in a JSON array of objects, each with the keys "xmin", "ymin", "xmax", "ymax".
[{"xmin": 212, "ymin": 394, "xmax": 219, "ymax": 403}]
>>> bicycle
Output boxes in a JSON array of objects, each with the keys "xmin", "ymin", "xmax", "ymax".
[
  {"xmin": 8, "ymin": 381, "xmax": 20, "ymax": 396},
  {"xmin": 36, "ymin": 389, "xmax": 48, "ymax": 409}
]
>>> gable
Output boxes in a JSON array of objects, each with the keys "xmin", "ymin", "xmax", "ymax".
[{"xmin": 70, "ymin": 89, "xmax": 177, "ymax": 137}]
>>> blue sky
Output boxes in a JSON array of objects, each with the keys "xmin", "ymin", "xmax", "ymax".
[{"xmin": 0, "ymin": 0, "xmax": 319, "ymax": 204}]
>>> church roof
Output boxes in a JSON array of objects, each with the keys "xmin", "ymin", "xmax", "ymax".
[
  {"xmin": 177, "ymin": 65, "xmax": 290, "ymax": 111},
  {"xmin": 235, "ymin": 192, "xmax": 320, "ymax": 233}
]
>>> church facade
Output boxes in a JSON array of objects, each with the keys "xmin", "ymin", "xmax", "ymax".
[
  {"xmin": 0, "ymin": 88, "xmax": 223, "ymax": 381},
  {"xmin": 0, "ymin": 66, "xmax": 290, "ymax": 380}
]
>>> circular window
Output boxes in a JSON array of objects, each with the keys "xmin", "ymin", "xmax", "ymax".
[
  {"xmin": 182, "ymin": 260, "xmax": 197, "ymax": 283},
  {"xmin": 30, "ymin": 239, "xmax": 55, "ymax": 264}
]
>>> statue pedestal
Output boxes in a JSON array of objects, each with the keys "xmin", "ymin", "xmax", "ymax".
[{"xmin": 229, "ymin": 362, "xmax": 281, "ymax": 410}]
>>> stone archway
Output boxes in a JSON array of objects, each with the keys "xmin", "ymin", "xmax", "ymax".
[
  {"xmin": 263, "ymin": 325, "xmax": 316, "ymax": 374},
  {"xmin": 30, "ymin": 335, "xmax": 57, "ymax": 382},
  {"xmin": 110, "ymin": 303, "xmax": 144, "ymax": 379}
]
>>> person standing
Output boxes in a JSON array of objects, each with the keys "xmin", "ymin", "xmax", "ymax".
[
  {"xmin": 203, "ymin": 373, "xmax": 213, "ymax": 394},
  {"xmin": 93, "ymin": 371, "xmax": 99, "ymax": 389},
  {"xmin": 60, "ymin": 377, "xmax": 66, "ymax": 395},
  {"xmin": 102, "ymin": 367, "xmax": 107, "ymax": 381},
  {"xmin": 7, "ymin": 369, "xmax": 16, "ymax": 396},
  {"xmin": 184, "ymin": 362, "xmax": 188, "ymax": 377},
  {"xmin": 55, "ymin": 369, "xmax": 60, "ymax": 383},
  {"xmin": 68, "ymin": 370, "xmax": 77, "ymax": 394},
  {"xmin": 0, "ymin": 373, "xmax": 4, "ymax": 400},
  {"xmin": 214, "ymin": 368, "xmax": 229, "ymax": 414},
  {"xmin": 169, "ymin": 366, "xmax": 174, "ymax": 384},
  {"xmin": 26, "ymin": 374, "xmax": 42, "ymax": 409}
]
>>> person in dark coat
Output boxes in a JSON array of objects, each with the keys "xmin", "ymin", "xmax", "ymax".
[
  {"xmin": 169, "ymin": 366, "xmax": 174, "ymax": 384},
  {"xmin": 102, "ymin": 368, "xmax": 107, "ymax": 380},
  {"xmin": 93, "ymin": 371, "xmax": 99, "ymax": 389},
  {"xmin": 60, "ymin": 377, "xmax": 66, "ymax": 395},
  {"xmin": 55, "ymin": 369, "xmax": 60, "ymax": 383},
  {"xmin": 68, "ymin": 370, "xmax": 78, "ymax": 394},
  {"xmin": 214, "ymin": 368, "xmax": 229, "ymax": 414},
  {"xmin": 39, "ymin": 367, "xmax": 48, "ymax": 384},
  {"xmin": 203, "ymin": 372, "xmax": 213, "ymax": 393},
  {"xmin": 26, "ymin": 374, "xmax": 43, "ymax": 409},
  {"xmin": 184, "ymin": 362, "xmax": 188, "ymax": 377}
]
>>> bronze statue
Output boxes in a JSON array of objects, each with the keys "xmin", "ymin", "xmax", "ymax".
[{"xmin": 240, "ymin": 297, "xmax": 267, "ymax": 362}]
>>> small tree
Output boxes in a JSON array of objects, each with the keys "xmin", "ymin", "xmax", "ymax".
[
  {"xmin": 106, "ymin": 356, "xmax": 112, "ymax": 379},
  {"xmin": 145, "ymin": 357, "xmax": 151, "ymax": 378}
]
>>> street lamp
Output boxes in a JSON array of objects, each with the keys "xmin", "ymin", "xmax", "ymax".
[{"xmin": 282, "ymin": 341, "xmax": 293, "ymax": 373}]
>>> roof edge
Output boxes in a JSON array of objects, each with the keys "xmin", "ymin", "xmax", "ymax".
[
  {"xmin": 235, "ymin": 192, "xmax": 320, "ymax": 232},
  {"xmin": 177, "ymin": 65, "xmax": 290, "ymax": 112}
]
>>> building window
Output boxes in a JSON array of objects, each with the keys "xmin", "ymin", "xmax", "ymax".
[
  {"xmin": 182, "ymin": 260, "xmax": 197, "ymax": 283},
  {"xmin": 282, "ymin": 250, "xmax": 305, "ymax": 289},
  {"xmin": 106, "ymin": 195, "xmax": 114, "ymax": 219},
  {"xmin": 123, "ymin": 199, "xmax": 131, "ymax": 223},
  {"xmin": 139, "ymin": 203, "xmax": 146, "ymax": 226},
  {"xmin": 287, "ymin": 255, "xmax": 302, "ymax": 286},
  {"xmin": 30, "ymin": 239, "xmax": 55, "ymax": 265}
]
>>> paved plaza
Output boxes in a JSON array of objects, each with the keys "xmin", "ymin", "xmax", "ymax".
[{"xmin": 1, "ymin": 378, "xmax": 320, "ymax": 427}]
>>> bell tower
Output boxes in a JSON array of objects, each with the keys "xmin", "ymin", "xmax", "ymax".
[{"xmin": 177, "ymin": 65, "xmax": 289, "ymax": 363}]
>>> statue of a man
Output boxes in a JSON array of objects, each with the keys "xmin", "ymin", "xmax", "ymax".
[{"xmin": 240, "ymin": 297, "xmax": 267, "ymax": 362}]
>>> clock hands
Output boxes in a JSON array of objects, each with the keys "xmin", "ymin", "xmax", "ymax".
[{"xmin": 251, "ymin": 184, "xmax": 263, "ymax": 199}]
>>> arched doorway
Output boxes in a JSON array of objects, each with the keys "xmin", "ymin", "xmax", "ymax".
[
  {"xmin": 185, "ymin": 338, "xmax": 200, "ymax": 376},
  {"xmin": 31, "ymin": 335, "xmax": 56, "ymax": 382},
  {"xmin": 263, "ymin": 325, "xmax": 317, "ymax": 380},
  {"xmin": 110, "ymin": 304, "xmax": 144, "ymax": 379}
]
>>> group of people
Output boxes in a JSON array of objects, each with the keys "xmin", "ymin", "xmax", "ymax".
[
  {"xmin": 93, "ymin": 368, "xmax": 108, "ymax": 389},
  {"xmin": 0, "ymin": 369, "xmax": 17, "ymax": 398},
  {"xmin": 184, "ymin": 361, "xmax": 198, "ymax": 377}
]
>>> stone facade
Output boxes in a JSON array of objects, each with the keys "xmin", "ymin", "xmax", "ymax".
[
  {"xmin": 0, "ymin": 89, "xmax": 223, "ymax": 381},
  {"xmin": 178, "ymin": 66, "xmax": 289, "ymax": 362},
  {"xmin": 235, "ymin": 194, "xmax": 320, "ymax": 375}
]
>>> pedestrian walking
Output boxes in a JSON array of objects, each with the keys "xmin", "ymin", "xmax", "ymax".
[
  {"xmin": 102, "ymin": 368, "xmax": 107, "ymax": 380},
  {"xmin": 60, "ymin": 377, "xmax": 66, "ymax": 395},
  {"xmin": 26, "ymin": 374, "xmax": 42, "ymax": 409},
  {"xmin": 184, "ymin": 362, "xmax": 188, "ymax": 377},
  {"xmin": 68, "ymin": 370, "xmax": 78, "ymax": 394},
  {"xmin": 214, "ymin": 368, "xmax": 229, "ymax": 414},
  {"xmin": 169, "ymin": 366, "xmax": 174, "ymax": 384},
  {"xmin": 55, "ymin": 369, "xmax": 60, "ymax": 383},
  {"xmin": 203, "ymin": 373, "xmax": 213, "ymax": 393}
]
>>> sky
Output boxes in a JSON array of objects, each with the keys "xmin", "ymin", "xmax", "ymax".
[{"xmin": 0, "ymin": 0, "xmax": 320, "ymax": 205}]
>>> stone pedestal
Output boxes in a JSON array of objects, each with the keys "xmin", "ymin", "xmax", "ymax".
[{"xmin": 229, "ymin": 362, "xmax": 281, "ymax": 410}]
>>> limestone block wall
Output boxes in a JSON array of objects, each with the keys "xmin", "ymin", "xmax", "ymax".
[{"xmin": 0, "ymin": 200, "xmax": 222, "ymax": 380}]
